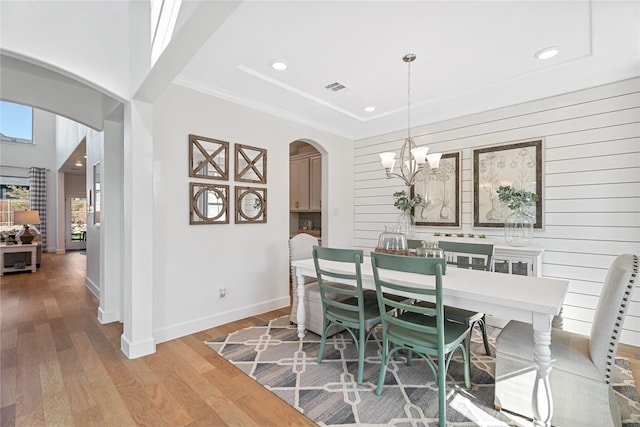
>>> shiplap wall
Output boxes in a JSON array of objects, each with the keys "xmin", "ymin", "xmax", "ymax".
[{"xmin": 354, "ymin": 78, "xmax": 640, "ymax": 346}]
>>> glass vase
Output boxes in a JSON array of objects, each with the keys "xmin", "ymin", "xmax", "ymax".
[
  {"xmin": 396, "ymin": 211, "xmax": 414, "ymax": 238},
  {"xmin": 376, "ymin": 225, "xmax": 408, "ymax": 256},
  {"xmin": 504, "ymin": 207, "xmax": 534, "ymax": 247}
]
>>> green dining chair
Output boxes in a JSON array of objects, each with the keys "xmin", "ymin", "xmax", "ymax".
[
  {"xmin": 412, "ymin": 240, "xmax": 494, "ymax": 356},
  {"xmin": 439, "ymin": 240, "xmax": 493, "ymax": 356},
  {"xmin": 370, "ymin": 252, "xmax": 471, "ymax": 427},
  {"xmin": 313, "ymin": 246, "xmax": 382, "ymax": 384}
]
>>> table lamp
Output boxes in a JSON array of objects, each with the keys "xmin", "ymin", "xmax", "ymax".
[{"xmin": 13, "ymin": 210, "xmax": 41, "ymax": 244}]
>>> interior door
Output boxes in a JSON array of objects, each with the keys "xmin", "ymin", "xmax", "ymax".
[{"xmin": 66, "ymin": 194, "xmax": 87, "ymax": 251}]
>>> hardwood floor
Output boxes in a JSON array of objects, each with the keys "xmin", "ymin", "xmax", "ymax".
[
  {"xmin": 1, "ymin": 251, "xmax": 314, "ymax": 427},
  {"xmin": 1, "ymin": 251, "xmax": 638, "ymax": 426}
]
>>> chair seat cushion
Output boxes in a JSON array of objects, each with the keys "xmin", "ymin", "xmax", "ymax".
[
  {"xmin": 327, "ymin": 294, "xmax": 381, "ymax": 324},
  {"xmin": 414, "ymin": 300, "xmax": 484, "ymax": 324},
  {"xmin": 388, "ymin": 312, "xmax": 470, "ymax": 352},
  {"xmin": 496, "ymin": 320, "xmax": 602, "ymax": 381}
]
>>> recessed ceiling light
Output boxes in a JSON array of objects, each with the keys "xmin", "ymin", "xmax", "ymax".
[
  {"xmin": 270, "ymin": 60, "xmax": 287, "ymax": 71},
  {"xmin": 75, "ymin": 161, "xmax": 83, "ymax": 167},
  {"xmin": 364, "ymin": 106, "xmax": 376, "ymax": 112},
  {"xmin": 535, "ymin": 46, "xmax": 559, "ymax": 60}
]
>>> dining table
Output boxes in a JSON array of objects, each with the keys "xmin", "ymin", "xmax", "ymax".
[{"xmin": 292, "ymin": 255, "xmax": 569, "ymax": 427}]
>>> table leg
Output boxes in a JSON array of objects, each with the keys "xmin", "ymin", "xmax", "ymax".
[
  {"xmin": 30, "ymin": 247, "xmax": 37, "ymax": 272},
  {"xmin": 295, "ymin": 269, "xmax": 307, "ymax": 338},
  {"xmin": 531, "ymin": 313, "xmax": 553, "ymax": 427}
]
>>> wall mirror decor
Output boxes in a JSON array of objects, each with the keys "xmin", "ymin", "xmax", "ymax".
[
  {"xmin": 235, "ymin": 144, "xmax": 267, "ymax": 183},
  {"xmin": 412, "ymin": 151, "xmax": 461, "ymax": 227},
  {"xmin": 473, "ymin": 139, "xmax": 543, "ymax": 228},
  {"xmin": 93, "ymin": 162, "xmax": 101, "ymax": 225},
  {"xmin": 235, "ymin": 186, "xmax": 267, "ymax": 223},
  {"xmin": 190, "ymin": 182, "xmax": 229, "ymax": 224},
  {"xmin": 189, "ymin": 134, "xmax": 229, "ymax": 180}
]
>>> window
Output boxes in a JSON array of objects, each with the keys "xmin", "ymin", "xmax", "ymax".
[
  {"xmin": 150, "ymin": 0, "xmax": 182, "ymax": 66},
  {"xmin": 0, "ymin": 176, "xmax": 30, "ymax": 230},
  {"xmin": 0, "ymin": 101, "xmax": 33, "ymax": 144}
]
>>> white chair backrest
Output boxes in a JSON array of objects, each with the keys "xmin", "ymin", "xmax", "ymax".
[
  {"xmin": 589, "ymin": 253, "xmax": 638, "ymax": 382},
  {"xmin": 289, "ymin": 233, "xmax": 319, "ymax": 285}
]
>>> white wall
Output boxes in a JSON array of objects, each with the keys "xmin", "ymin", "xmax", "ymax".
[
  {"xmin": 64, "ymin": 173, "xmax": 85, "ymax": 194},
  {"xmin": 0, "ymin": 109, "xmax": 58, "ymax": 252},
  {"xmin": 55, "ymin": 117, "xmax": 104, "ymax": 295},
  {"xmin": 354, "ymin": 78, "xmax": 640, "ymax": 345},
  {"xmin": 151, "ymin": 84, "xmax": 354, "ymax": 342}
]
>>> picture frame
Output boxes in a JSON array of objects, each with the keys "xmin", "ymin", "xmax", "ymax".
[
  {"xmin": 412, "ymin": 151, "xmax": 461, "ymax": 227},
  {"xmin": 189, "ymin": 134, "xmax": 229, "ymax": 181},
  {"xmin": 235, "ymin": 144, "xmax": 267, "ymax": 184},
  {"xmin": 189, "ymin": 182, "xmax": 229, "ymax": 225},
  {"xmin": 473, "ymin": 139, "xmax": 543, "ymax": 228},
  {"xmin": 234, "ymin": 186, "xmax": 267, "ymax": 224}
]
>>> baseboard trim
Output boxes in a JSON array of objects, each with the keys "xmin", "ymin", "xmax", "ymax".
[
  {"xmin": 98, "ymin": 307, "xmax": 121, "ymax": 324},
  {"xmin": 153, "ymin": 296, "xmax": 290, "ymax": 345},
  {"xmin": 121, "ymin": 334, "xmax": 156, "ymax": 359},
  {"xmin": 85, "ymin": 277, "xmax": 99, "ymax": 298}
]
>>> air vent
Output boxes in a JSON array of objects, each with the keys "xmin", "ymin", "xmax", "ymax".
[{"xmin": 324, "ymin": 82, "xmax": 347, "ymax": 92}]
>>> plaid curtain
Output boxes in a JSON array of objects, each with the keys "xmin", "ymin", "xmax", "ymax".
[{"xmin": 29, "ymin": 167, "xmax": 47, "ymax": 248}]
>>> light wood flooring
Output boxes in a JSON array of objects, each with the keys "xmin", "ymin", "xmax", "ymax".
[{"xmin": 1, "ymin": 251, "xmax": 638, "ymax": 426}]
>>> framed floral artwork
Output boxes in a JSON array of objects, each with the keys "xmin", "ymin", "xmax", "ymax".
[
  {"xmin": 412, "ymin": 151, "xmax": 461, "ymax": 227},
  {"xmin": 473, "ymin": 139, "xmax": 543, "ymax": 228}
]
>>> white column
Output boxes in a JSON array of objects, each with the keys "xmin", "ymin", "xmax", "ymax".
[
  {"xmin": 120, "ymin": 99, "xmax": 155, "ymax": 358},
  {"xmin": 98, "ymin": 118, "xmax": 124, "ymax": 324}
]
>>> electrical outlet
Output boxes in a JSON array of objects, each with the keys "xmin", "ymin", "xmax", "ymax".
[{"xmin": 219, "ymin": 287, "xmax": 226, "ymax": 298}]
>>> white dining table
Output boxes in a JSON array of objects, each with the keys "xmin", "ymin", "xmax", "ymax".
[{"xmin": 292, "ymin": 255, "xmax": 569, "ymax": 427}]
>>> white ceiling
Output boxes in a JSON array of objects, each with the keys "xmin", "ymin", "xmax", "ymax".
[
  {"xmin": 176, "ymin": 1, "xmax": 640, "ymax": 139},
  {"xmin": 1, "ymin": 1, "xmax": 639, "ymax": 144}
]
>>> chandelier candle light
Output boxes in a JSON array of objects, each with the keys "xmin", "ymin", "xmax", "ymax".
[{"xmin": 379, "ymin": 54, "xmax": 442, "ymax": 187}]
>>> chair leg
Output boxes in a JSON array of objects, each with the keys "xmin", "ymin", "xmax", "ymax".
[
  {"xmin": 437, "ymin": 354, "xmax": 447, "ymax": 427},
  {"xmin": 376, "ymin": 340, "xmax": 389, "ymax": 395},
  {"xmin": 357, "ymin": 327, "xmax": 366, "ymax": 384},
  {"xmin": 478, "ymin": 315, "xmax": 492, "ymax": 356},
  {"xmin": 463, "ymin": 344, "xmax": 471, "ymax": 389},
  {"xmin": 316, "ymin": 319, "xmax": 328, "ymax": 364}
]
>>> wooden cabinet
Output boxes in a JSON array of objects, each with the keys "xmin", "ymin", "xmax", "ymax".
[
  {"xmin": 309, "ymin": 155, "xmax": 321, "ymax": 211},
  {"xmin": 290, "ymin": 153, "xmax": 321, "ymax": 212},
  {"xmin": 290, "ymin": 156, "xmax": 310, "ymax": 211}
]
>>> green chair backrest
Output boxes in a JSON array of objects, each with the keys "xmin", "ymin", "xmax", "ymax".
[
  {"xmin": 313, "ymin": 246, "xmax": 365, "ymax": 321},
  {"xmin": 407, "ymin": 239, "xmax": 426, "ymax": 250},
  {"xmin": 370, "ymin": 252, "xmax": 447, "ymax": 349},
  {"xmin": 438, "ymin": 240, "xmax": 494, "ymax": 271}
]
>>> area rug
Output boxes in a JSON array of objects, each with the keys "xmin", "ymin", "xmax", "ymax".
[{"xmin": 205, "ymin": 316, "xmax": 640, "ymax": 426}]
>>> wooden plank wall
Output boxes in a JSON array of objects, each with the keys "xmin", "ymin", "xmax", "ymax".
[{"xmin": 353, "ymin": 78, "xmax": 640, "ymax": 345}]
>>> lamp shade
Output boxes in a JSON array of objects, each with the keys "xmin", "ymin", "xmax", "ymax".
[{"xmin": 14, "ymin": 210, "xmax": 41, "ymax": 225}]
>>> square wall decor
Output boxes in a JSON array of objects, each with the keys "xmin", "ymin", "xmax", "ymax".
[
  {"xmin": 189, "ymin": 134, "xmax": 229, "ymax": 180},
  {"xmin": 190, "ymin": 182, "xmax": 229, "ymax": 224},
  {"xmin": 235, "ymin": 186, "xmax": 267, "ymax": 223},
  {"xmin": 235, "ymin": 144, "xmax": 267, "ymax": 184}
]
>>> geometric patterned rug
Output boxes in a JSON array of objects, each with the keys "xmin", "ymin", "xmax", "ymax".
[{"xmin": 205, "ymin": 316, "xmax": 640, "ymax": 427}]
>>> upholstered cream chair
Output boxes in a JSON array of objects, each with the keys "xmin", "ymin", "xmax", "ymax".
[
  {"xmin": 494, "ymin": 253, "xmax": 639, "ymax": 427},
  {"xmin": 288, "ymin": 233, "xmax": 350, "ymax": 336}
]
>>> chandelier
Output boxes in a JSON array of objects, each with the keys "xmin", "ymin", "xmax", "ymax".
[{"xmin": 379, "ymin": 54, "xmax": 441, "ymax": 187}]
